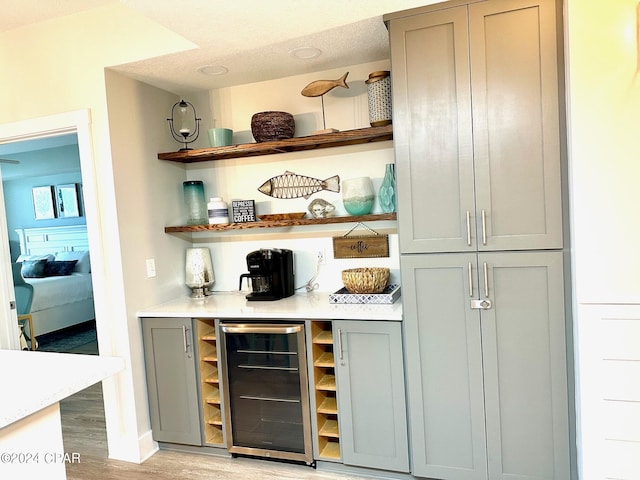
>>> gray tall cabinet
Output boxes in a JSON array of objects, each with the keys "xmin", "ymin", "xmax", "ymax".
[{"xmin": 385, "ymin": 0, "xmax": 572, "ymax": 479}]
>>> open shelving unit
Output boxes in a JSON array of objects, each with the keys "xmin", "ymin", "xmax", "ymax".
[
  {"xmin": 196, "ymin": 319, "xmax": 225, "ymax": 446},
  {"xmin": 311, "ymin": 321, "xmax": 341, "ymax": 461}
]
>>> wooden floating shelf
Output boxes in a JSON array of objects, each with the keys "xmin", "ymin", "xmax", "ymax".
[
  {"xmin": 158, "ymin": 125, "xmax": 393, "ymax": 163},
  {"xmin": 202, "ymin": 356, "xmax": 218, "ymax": 362},
  {"xmin": 165, "ymin": 213, "xmax": 396, "ymax": 233},
  {"xmin": 201, "ymin": 335, "xmax": 217, "ymax": 341}
]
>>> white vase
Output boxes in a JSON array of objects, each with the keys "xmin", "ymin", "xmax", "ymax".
[{"xmin": 342, "ymin": 177, "xmax": 375, "ymax": 216}]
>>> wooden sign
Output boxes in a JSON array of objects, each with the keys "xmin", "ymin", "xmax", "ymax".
[
  {"xmin": 333, "ymin": 234, "xmax": 389, "ymax": 259},
  {"xmin": 231, "ymin": 200, "xmax": 256, "ymax": 223}
]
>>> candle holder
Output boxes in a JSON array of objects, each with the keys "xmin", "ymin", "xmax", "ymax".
[
  {"xmin": 185, "ymin": 247, "xmax": 214, "ymax": 298},
  {"xmin": 167, "ymin": 99, "xmax": 201, "ymax": 150}
]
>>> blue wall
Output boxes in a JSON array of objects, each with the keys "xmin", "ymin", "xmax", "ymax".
[{"xmin": 3, "ymin": 146, "xmax": 85, "ymax": 261}]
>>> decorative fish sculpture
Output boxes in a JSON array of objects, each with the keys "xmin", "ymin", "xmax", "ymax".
[
  {"xmin": 258, "ymin": 171, "xmax": 340, "ymax": 199},
  {"xmin": 301, "ymin": 72, "xmax": 349, "ymax": 97}
]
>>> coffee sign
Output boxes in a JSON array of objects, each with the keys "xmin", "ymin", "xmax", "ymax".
[
  {"xmin": 332, "ymin": 234, "xmax": 389, "ymax": 259},
  {"xmin": 232, "ymin": 200, "xmax": 256, "ymax": 223}
]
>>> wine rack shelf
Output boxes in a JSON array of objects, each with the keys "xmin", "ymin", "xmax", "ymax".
[
  {"xmin": 312, "ymin": 321, "xmax": 341, "ymax": 461},
  {"xmin": 197, "ymin": 319, "xmax": 225, "ymax": 446}
]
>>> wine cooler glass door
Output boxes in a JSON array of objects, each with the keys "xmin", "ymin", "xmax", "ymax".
[{"xmin": 220, "ymin": 323, "xmax": 313, "ymax": 465}]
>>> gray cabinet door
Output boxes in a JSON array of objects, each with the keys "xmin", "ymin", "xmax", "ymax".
[
  {"xmin": 401, "ymin": 251, "xmax": 570, "ymax": 479},
  {"xmin": 333, "ymin": 320, "xmax": 410, "ymax": 473},
  {"xmin": 470, "ymin": 0, "xmax": 563, "ymax": 251},
  {"xmin": 389, "ymin": 0, "xmax": 563, "ymax": 254},
  {"xmin": 142, "ymin": 317, "xmax": 202, "ymax": 445},
  {"xmin": 390, "ymin": 5, "xmax": 476, "ymax": 254},
  {"xmin": 401, "ymin": 253, "xmax": 487, "ymax": 480},
  {"xmin": 479, "ymin": 251, "xmax": 570, "ymax": 479}
]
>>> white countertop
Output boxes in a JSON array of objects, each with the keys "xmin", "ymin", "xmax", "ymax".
[
  {"xmin": 138, "ymin": 290, "xmax": 403, "ymax": 321},
  {"xmin": 0, "ymin": 350, "xmax": 124, "ymax": 430}
]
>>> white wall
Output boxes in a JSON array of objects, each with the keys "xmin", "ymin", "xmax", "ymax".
[
  {"xmin": 0, "ymin": 2, "xmax": 195, "ymax": 463},
  {"xmin": 189, "ymin": 61, "xmax": 400, "ymax": 294},
  {"xmin": 565, "ymin": 1, "xmax": 640, "ymax": 478}
]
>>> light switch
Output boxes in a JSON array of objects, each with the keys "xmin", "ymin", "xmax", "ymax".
[{"xmin": 145, "ymin": 258, "xmax": 156, "ymax": 278}]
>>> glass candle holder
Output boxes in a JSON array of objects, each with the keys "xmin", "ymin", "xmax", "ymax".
[
  {"xmin": 342, "ymin": 177, "xmax": 375, "ymax": 216},
  {"xmin": 183, "ymin": 180, "xmax": 208, "ymax": 225},
  {"xmin": 185, "ymin": 247, "xmax": 214, "ymax": 298}
]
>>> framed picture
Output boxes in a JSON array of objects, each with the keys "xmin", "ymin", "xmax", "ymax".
[
  {"xmin": 56, "ymin": 183, "xmax": 82, "ymax": 218},
  {"xmin": 32, "ymin": 186, "xmax": 57, "ymax": 220}
]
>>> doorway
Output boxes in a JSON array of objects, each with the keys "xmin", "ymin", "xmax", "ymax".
[{"xmin": 0, "ymin": 109, "xmax": 109, "ymax": 452}]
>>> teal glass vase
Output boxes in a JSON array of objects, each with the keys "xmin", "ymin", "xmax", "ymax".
[
  {"xmin": 378, "ymin": 163, "xmax": 396, "ymax": 213},
  {"xmin": 183, "ymin": 180, "xmax": 208, "ymax": 225}
]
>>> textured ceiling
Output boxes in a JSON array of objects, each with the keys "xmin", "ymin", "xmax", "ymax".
[{"xmin": 0, "ymin": 0, "xmax": 431, "ymax": 95}]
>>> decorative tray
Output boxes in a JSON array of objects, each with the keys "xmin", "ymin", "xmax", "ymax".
[{"xmin": 329, "ymin": 284, "xmax": 401, "ymax": 304}]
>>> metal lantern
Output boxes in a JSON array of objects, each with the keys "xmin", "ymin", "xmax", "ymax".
[{"xmin": 167, "ymin": 99, "xmax": 201, "ymax": 150}]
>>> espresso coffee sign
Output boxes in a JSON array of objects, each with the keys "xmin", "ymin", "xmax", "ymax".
[
  {"xmin": 232, "ymin": 200, "xmax": 256, "ymax": 223},
  {"xmin": 333, "ymin": 234, "xmax": 389, "ymax": 259}
]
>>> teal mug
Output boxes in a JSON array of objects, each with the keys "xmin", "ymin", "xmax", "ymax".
[{"xmin": 208, "ymin": 128, "xmax": 233, "ymax": 147}]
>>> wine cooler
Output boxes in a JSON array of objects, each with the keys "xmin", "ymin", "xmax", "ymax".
[{"xmin": 219, "ymin": 322, "xmax": 314, "ymax": 465}]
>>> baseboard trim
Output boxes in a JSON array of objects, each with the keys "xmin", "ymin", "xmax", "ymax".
[{"xmin": 107, "ymin": 428, "xmax": 158, "ymax": 463}]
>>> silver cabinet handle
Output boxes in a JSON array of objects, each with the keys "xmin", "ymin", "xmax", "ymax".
[
  {"xmin": 337, "ymin": 328, "xmax": 344, "ymax": 361},
  {"xmin": 466, "ymin": 210, "xmax": 472, "ymax": 246},
  {"xmin": 468, "ymin": 262, "xmax": 473, "ymax": 297},
  {"xmin": 483, "ymin": 262, "xmax": 489, "ymax": 298},
  {"xmin": 182, "ymin": 325, "xmax": 189, "ymax": 353},
  {"xmin": 481, "ymin": 209, "xmax": 487, "ymax": 245}
]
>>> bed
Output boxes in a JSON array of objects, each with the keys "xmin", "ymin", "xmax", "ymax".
[{"xmin": 14, "ymin": 225, "xmax": 95, "ymax": 338}]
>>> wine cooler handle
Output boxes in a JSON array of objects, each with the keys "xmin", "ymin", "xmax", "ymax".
[
  {"xmin": 337, "ymin": 328, "xmax": 344, "ymax": 361},
  {"xmin": 221, "ymin": 324, "xmax": 303, "ymax": 334}
]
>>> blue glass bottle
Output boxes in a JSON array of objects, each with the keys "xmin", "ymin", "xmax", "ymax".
[
  {"xmin": 183, "ymin": 181, "xmax": 208, "ymax": 225},
  {"xmin": 378, "ymin": 163, "xmax": 396, "ymax": 213}
]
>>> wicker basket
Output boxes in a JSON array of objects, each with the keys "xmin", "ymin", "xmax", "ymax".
[
  {"xmin": 251, "ymin": 111, "xmax": 295, "ymax": 142},
  {"xmin": 341, "ymin": 267, "xmax": 390, "ymax": 294}
]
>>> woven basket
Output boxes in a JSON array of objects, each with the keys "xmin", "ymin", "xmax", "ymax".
[
  {"xmin": 251, "ymin": 111, "xmax": 295, "ymax": 142},
  {"xmin": 341, "ymin": 267, "xmax": 390, "ymax": 294}
]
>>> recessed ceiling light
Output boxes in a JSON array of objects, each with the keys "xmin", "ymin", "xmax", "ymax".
[
  {"xmin": 289, "ymin": 47, "xmax": 322, "ymax": 59},
  {"xmin": 197, "ymin": 64, "xmax": 229, "ymax": 76}
]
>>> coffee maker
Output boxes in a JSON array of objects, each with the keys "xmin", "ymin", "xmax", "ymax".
[{"xmin": 238, "ymin": 249, "xmax": 295, "ymax": 301}]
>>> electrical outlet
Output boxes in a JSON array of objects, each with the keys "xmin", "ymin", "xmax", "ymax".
[
  {"xmin": 145, "ymin": 258, "xmax": 156, "ymax": 278},
  {"xmin": 316, "ymin": 249, "xmax": 326, "ymax": 265}
]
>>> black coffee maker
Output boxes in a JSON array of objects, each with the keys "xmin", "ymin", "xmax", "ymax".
[{"xmin": 238, "ymin": 249, "xmax": 295, "ymax": 301}]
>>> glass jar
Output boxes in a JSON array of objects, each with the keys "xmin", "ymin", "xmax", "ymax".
[
  {"xmin": 183, "ymin": 181, "xmax": 207, "ymax": 225},
  {"xmin": 342, "ymin": 177, "xmax": 375, "ymax": 216},
  {"xmin": 207, "ymin": 197, "xmax": 229, "ymax": 225}
]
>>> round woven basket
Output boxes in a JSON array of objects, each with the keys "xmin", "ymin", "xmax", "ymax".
[
  {"xmin": 341, "ymin": 267, "xmax": 390, "ymax": 294},
  {"xmin": 251, "ymin": 111, "xmax": 295, "ymax": 142}
]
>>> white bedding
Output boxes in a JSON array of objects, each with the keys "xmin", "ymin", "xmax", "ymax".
[{"xmin": 27, "ymin": 273, "xmax": 94, "ymax": 313}]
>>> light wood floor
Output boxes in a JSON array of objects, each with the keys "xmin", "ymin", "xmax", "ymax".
[{"xmin": 60, "ymin": 383, "xmax": 378, "ymax": 480}]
